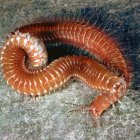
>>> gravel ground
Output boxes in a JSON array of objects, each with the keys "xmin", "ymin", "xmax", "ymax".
[{"xmin": 0, "ymin": 0, "xmax": 140, "ymax": 140}]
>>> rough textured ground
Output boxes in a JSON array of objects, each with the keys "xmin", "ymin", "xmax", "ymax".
[{"xmin": 0, "ymin": 0, "xmax": 140, "ymax": 140}]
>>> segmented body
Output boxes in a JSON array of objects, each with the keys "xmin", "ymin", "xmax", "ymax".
[{"xmin": 0, "ymin": 21, "xmax": 132, "ymax": 117}]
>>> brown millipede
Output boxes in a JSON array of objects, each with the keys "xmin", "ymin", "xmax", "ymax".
[{"xmin": 0, "ymin": 20, "xmax": 132, "ymax": 117}]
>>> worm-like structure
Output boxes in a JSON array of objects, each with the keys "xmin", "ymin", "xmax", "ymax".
[{"xmin": 0, "ymin": 20, "xmax": 132, "ymax": 117}]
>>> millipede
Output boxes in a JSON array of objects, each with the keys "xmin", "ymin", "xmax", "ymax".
[{"xmin": 0, "ymin": 16, "xmax": 132, "ymax": 117}]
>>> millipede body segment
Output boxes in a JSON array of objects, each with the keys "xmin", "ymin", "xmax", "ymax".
[{"xmin": 0, "ymin": 20, "xmax": 132, "ymax": 117}]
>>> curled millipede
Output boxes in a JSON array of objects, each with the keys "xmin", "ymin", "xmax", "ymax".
[{"xmin": 0, "ymin": 20, "xmax": 132, "ymax": 117}]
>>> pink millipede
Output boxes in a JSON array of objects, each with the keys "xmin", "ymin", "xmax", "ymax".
[{"xmin": 0, "ymin": 20, "xmax": 132, "ymax": 117}]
